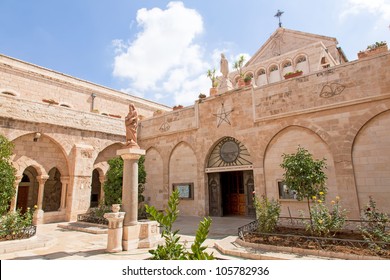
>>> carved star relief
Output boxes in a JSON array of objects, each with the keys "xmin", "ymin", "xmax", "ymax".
[{"xmin": 213, "ymin": 103, "xmax": 233, "ymax": 128}]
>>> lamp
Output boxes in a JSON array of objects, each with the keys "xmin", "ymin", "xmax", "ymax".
[{"xmin": 33, "ymin": 132, "xmax": 41, "ymax": 142}]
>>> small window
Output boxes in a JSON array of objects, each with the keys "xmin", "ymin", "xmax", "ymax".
[
  {"xmin": 283, "ymin": 61, "xmax": 292, "ymax": 68},
  {"xmin": 296, "ymin": 56, "xmax": 307, "ymax": 63},
  {"xmin": 278, "ymin": 181, "xmax": 297, "ymax": 200},
  {"xmin": 60, "ymin": 104, "xmax": 71, "ymax": 108},
  {"xmin": 269, "ymin": 65, "xmax": 278, "ymax": 72},
  {"xmin": 257, "ymin": 69, "xmax": 266, "ymax": 75}
]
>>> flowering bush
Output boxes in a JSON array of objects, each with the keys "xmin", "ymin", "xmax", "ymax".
[
  {"xmin": 0, "ymin": 207, "xmax": 35, "ymax": 240},
  {"xmin": 253, "ymin": 193, "xmax": 281, "ymax": 233},
  {"xmin": 301, "ymin": 193, "xmax": 347, "ymax": 237},
  {"xmin": 359, "ymin": 196, "xmax": 390, "ymax": 253}
]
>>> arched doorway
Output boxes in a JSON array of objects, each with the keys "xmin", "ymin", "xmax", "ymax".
[
  {"xmin": 16, "ymin": 166, "xmax": 39, "ymax": 213},
  {"xmin": 206, "ymin": 137, "xmax": 254, "ymax": 217},
  {"xmin": 42, "ymin": 168, "xmax": 62, "ymax": 212},
  {"xmin": 90, "ymin": 169, "xmax": 102, "ymax": 207}
]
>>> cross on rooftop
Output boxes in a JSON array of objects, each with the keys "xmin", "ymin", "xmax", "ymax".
[{"xmin": 274, "ymin": 9, "xmax": 284, "ymax": 28}]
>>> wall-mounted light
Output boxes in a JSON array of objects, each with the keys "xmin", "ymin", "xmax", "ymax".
[{"xmin": 33, "ymin": 132, "xmax": 41, "ymax": 142}]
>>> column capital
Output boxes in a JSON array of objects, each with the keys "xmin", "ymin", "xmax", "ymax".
[
  {"xmin": 36, "ymin": 175, "xmax": 49, "ymax": 184},
  {"xmin": 117, "ymin": 147, "xmax": 145, "ymax": 159}
]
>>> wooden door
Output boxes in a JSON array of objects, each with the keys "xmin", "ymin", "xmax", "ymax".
[
  {"xmin": 221, "ymin": 171, "xmax": 246, "ymax": 216},
  {"xmin": 16, "ymin": 185, "xmax": 29, "ymax": 213}
]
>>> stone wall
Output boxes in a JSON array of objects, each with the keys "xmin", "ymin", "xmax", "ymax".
[{"xmin": 140, "ymin": 52, "xmax": 390, "ymax": 218}]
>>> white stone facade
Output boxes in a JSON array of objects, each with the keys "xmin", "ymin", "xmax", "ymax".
[{"xmin": 1, "ymin": 28, "xmax": 389, "ymax": 223}]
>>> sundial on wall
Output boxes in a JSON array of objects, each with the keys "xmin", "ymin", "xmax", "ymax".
[{"xmin": 207, "ymin": 137, "xmax": 252, "ymax": 167}]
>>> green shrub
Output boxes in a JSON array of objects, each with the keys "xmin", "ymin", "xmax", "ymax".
[
  {"xmin": 145, "ymin": 190, "xmax": 214, "ymax": 260},
  {"xmin": 359, "ymin": 197, "xmax": 390, "ymax": 253},
  {"xmin": 103, "ymin": 155, "xmax": 146, "ymax": 207},
  {"xmin": 280, "ymin": 146, "xmax": 327, "ymax": 230},
  {"xmin": 0, "ymin": 134, "xmax": 17, "ymax": 216},
  {"xmin": 253, "ymin": 194, "xmax": 280, "ymax": 233},
  {"xmin": 0, "ymin": 207, "xmax": 34, "ymax": 239},
  {"xmin": 301, "ymin": 194, "xmax": 347, "ymax": 237}
]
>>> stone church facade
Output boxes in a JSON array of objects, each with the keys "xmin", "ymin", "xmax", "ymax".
[
  {"xmin": 140, "ymin": 28, "xmax": 390, "ymax": 219},
  {"xmin": 1, "ymin": 28, "xmax": 389, "ymax": 223}
]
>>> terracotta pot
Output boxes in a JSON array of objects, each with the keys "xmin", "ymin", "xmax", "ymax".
[
  {"xmin": 284, "ymin": 71, "xmax": 303, "ymax": 79},
  {"xmin": 209, "ymin": 87, "xmax": 218, "ymax": 96},
  {"xmin": 237, "ymin": 78, "xmax": 245, "ymax": 88}
]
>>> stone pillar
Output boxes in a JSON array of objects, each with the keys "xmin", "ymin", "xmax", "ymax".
[
  {"xmin": 33, "ymin": 175, "xmax": 49, "ymax": 225},
  {"xmin": 218, "ymin": 77, "xmax": 234, "ymax": 94},
  {"xmin": 117, "ymin": 147, "xmax": 145, "ymax": 251},
  {"xmin": 99, "ymin": 175, "xmax": 106, "ymax": 204},
  {"xmin": 104, "ymin": 205, "xmax": 125, "ymax": 253},
  {"xmin": 9, "ymin": 175, "xmax": 23, "ymax": 212},
  {"xmin": 59, "ymin": 176, "xmax": 70, "ymax": 211}
]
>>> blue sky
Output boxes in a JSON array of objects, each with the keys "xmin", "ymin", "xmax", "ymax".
[{"xmin": 1, "ymin": 0, "xmax": 389, "ymax": 107}]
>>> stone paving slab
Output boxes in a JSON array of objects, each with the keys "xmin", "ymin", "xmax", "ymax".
[{"xmin": 0, "ymin": 216, "xmax": 356, "ymax": 260}]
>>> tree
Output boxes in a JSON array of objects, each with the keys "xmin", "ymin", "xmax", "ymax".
[
  {"xmin": 0, "ymin": 135, "xmax": 16, "ymax": 216},
  {"xmin": 103, "ymin": 155, "xmax": 146, "ymax": 206},
  {"xmin": 280, "ymin": 146, "xmax": 327, "ymax": 227}
]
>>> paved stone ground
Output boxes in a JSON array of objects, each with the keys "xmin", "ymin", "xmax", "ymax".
[{"xmin": 0, "ymin": 216, "xmax": 334, "ymax": 260}]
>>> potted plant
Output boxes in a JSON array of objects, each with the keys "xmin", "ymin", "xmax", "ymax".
[
  {"xmin": 234, "ymin": 55, "xmax": 246, "ymax": 87},
  {"xmin": 244, "ymin": 73, "xmax": 253, "ymax": 86},
  {"xmin": 207, "ymin": 68, "xmax": 219, "ymax": 96},
  {"xmin": 173, "ymin": 105, "xmax": 184, "ymax": 110},
  {"xmin": 198, "ymin": 93, "xmax": 206, "ymax": 99},
  {"xmin": 358, "ymin": 41, "xmax": 388, "ymax": 59},
  {"xmin": 284, "ymin": 70, "xmax": 303, "ymax": 79}
]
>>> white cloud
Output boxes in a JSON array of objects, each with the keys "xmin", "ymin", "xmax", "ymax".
[
  {"xmin": 112, "ymin": 1, "xmax": 212, "ymax": 106},
  {"xmin": 340, "ymin": 0, "xmax": 390, "ymax": 26}
]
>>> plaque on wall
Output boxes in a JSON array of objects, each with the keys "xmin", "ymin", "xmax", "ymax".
[{"xmin": 173, "ymin": 183, "xmax": 194, "ymax": 200}]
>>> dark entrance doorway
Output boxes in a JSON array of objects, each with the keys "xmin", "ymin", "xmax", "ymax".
[{"xmin": 221, "ymin": 171, "xmax": 246, "ymax": 216}]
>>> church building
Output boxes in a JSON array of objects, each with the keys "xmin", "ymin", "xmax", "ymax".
[{"xmin": 1, "ymin": 27, "xmax": 389, "ymax": 223}]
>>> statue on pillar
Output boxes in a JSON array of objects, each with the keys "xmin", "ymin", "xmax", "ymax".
[
  {"xmin": 219, "ymin": 53, "xmax": 233, "ymax": 94},
  {"xmin": 125, "ymin": 103, "xmax": 140, "ymax": 148}
]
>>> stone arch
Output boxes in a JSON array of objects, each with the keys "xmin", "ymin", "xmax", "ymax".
[
  {"xmin": 90, "ymin": 168, "xmax": 103, "ymax": 207},
  {"xmin": 94, "ymin": 142, "xmax": 123, "ymax": 175},
  {"xmin": 294, "ymin": 53, "xmax": 310, "ymax": 74},
  {"xmin": 263, "ymin": 125, "xmax": 338, "ymax": 217},
  {"xmin": 255, "ymin": 67, "xmax": 267, "ymax": 87},
  {"xmin": 206, "ymin": 136, "xmax": 253, "ymax": 170},
  {"xmin": 281, "ymin": 59, "xmax": 293, "ymax": 76},
  {"xmin": 340, "ymin": 102, "xmax": 390, "ymax": 158},
  {"xmin": 168, "ymin": 141, "xmax": 198, "ymax": 215},
  {"xmin": 144, "ymin": 147, "xmax": 165, "ymax": 210},
  {"xmin": 352, "ymin": 110, "xmax": 390, "ymax": 213},
  {"xmin": 42, "ymin": 167, "xmax": 62, "ymax": 212},
  {"xmin": 268, "ymin": 64, "xmax": 280, "ymax": 83},
  {"xmin": 205, "ymin": 136, "xmax": 254, "ymax": 217},
  {"xmin": 16, "ymin": 166, "xmax": 39, "ymax": 213},
  {"xmin": 11, "ymin": 133, "xmax": 69, "ymax": 177}
]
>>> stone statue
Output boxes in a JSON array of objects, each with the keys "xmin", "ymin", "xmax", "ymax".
[
  {"xmin": 220, "ymin": 53, "xmax": 229, "ymax": 78},
  {"xmin": 125, "ymin": 103, "xmax": 139, "ymax": 148},
  {"xmin": 219, "ymin": 53, "xmax": 233, "ymax": 94}
]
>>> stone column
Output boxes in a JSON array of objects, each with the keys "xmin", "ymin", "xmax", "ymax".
[
  {"xmin": 33, "ymin": 175, "xmax": 49, "ymax": 225},
  {"xmin": 104, "ymin": 205, "xmax": 125, "ymax": 253},
  {"xmin": 117, "ymin": 147, "xmax": 145, "ymax": 250},
  {"xmin": 9, "ymin": 175, "xmax": 23, "ymax": 212},
  {"xmin": 99, "ymin": 175, "xmax": 106, "ymax": 204},
  {"xmin": 59, "ymin": 176, "xmax": 70, "ymax": 211}
]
